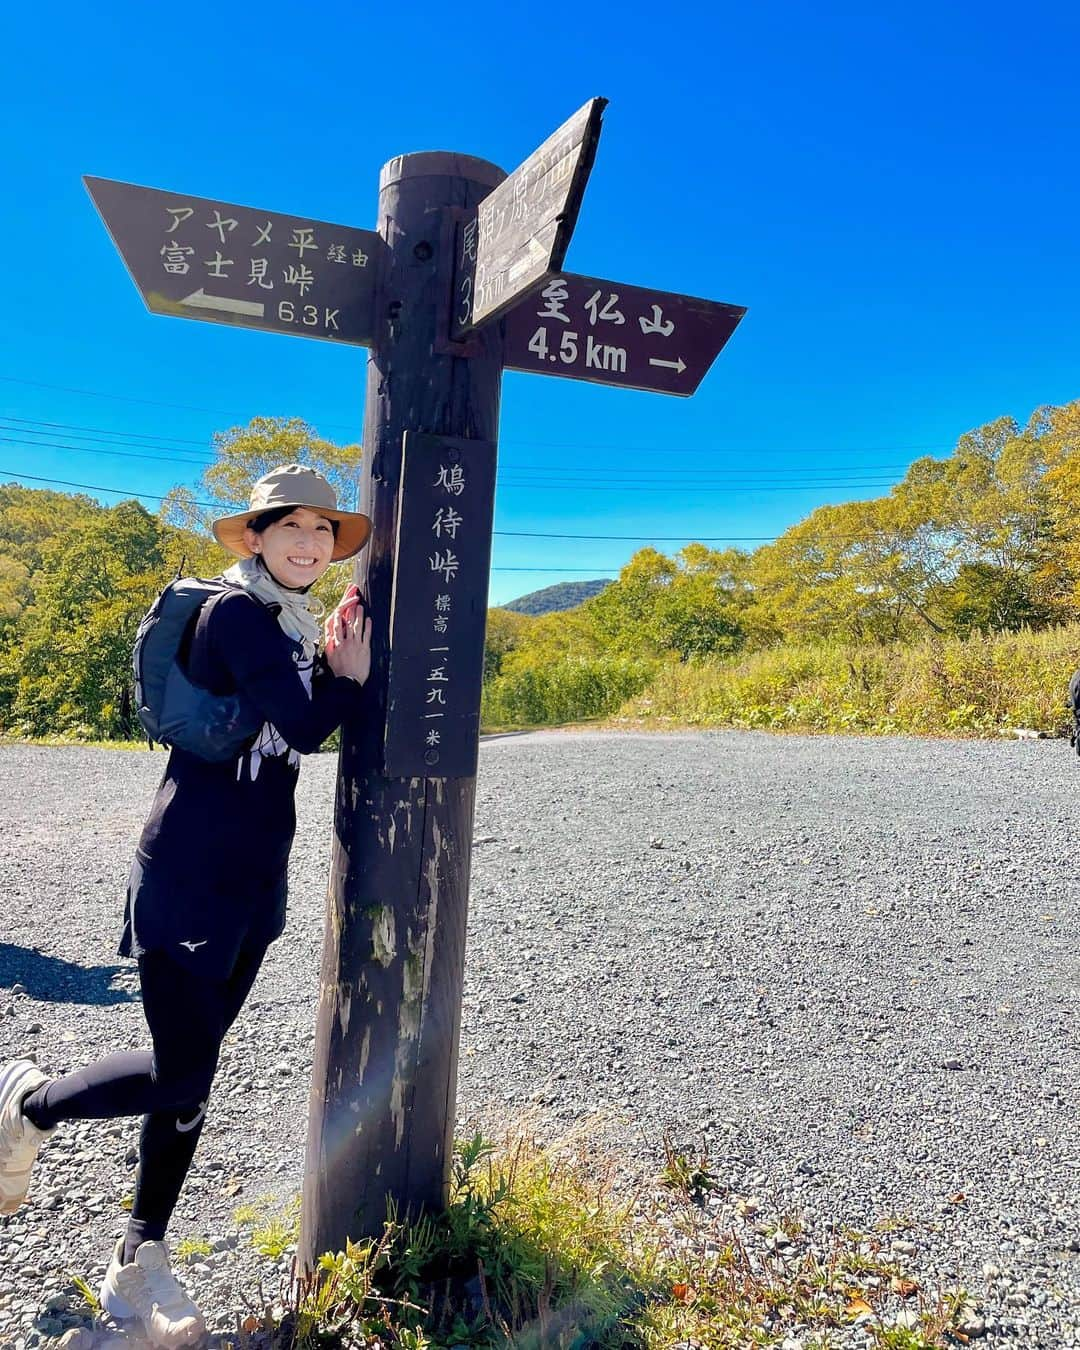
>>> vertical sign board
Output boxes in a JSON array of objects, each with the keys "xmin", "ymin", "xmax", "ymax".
[
  {"xmin": 84, "ymin": 176, "xmax": 382, "ymax": 345},
  {"xmin": 384, "ymin": 433, "xmax": 497, "ymax": 778},
  {"xmin": 504, "ymin": 273, "xmax": 747, "ymax": 396},
  {"xmin": 451, "ymin": 98, "xmax": 606, "ymax": 338}
]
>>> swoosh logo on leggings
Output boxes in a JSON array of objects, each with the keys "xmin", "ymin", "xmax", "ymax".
[{"xmin": 176, "ymin": 1100, "xmax": 208, "ymax": 1134}]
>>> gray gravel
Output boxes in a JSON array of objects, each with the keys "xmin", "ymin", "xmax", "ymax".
[{"xmin": 0, "ymin": 731, "xmax": 1077, "ymax": 1347}]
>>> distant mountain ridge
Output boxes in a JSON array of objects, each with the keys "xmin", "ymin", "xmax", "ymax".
[{"xmin": 500, "ymin": 579, "xmax": 613, "ymax": 615}]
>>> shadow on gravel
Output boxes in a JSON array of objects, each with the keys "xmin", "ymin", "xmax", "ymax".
[{"xmin": 0, "ymin": 944, "xmax": 137, "ymax": 1005}]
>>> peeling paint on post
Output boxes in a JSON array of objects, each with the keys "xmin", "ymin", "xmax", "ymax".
[{"xmin": 299, "ymin": 151, "xmax": 505, "ymax": 1262}]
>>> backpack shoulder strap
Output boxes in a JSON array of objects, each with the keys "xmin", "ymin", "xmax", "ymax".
[{"xmin": 187, "ymin": 583, "xmax": 282, "ymax": 684}]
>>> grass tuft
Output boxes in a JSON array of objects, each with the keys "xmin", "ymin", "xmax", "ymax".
[
  {"xmin": 222, "ymin": 1126, "xmax": 967, "ymax": 1349},
  {"xmin": 175, "ymin": 1236, "xmax": 213, "ymax": 1263}
]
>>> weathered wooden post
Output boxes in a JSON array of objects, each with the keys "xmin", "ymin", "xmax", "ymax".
[
  {"xmin": 84, "ymin": 97, "xmax": 746, "ymax": 1270},
  {"xmin": 297, "ymin": 151, "xmax": 507, "ymax": 1260}
]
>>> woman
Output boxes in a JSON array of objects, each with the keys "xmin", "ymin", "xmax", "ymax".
[{"xmin": 0, "ymin": 464, "xmax": 373, "ymax": 1348}]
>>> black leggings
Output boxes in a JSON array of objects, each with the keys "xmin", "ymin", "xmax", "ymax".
[{"xmin": 22, "ymin": 939, "xmax": 267, "ymax": 1259}]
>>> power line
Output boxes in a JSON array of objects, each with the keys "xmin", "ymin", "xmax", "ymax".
[
  {"xmin": 0, "ymin": 374, "xmax": 360, "ymax": 437},
  {"xmin": 0, "ymin": 415, "xmax": 215, "ymax": 450},
  {"xmin": 499, "ymin": 530, "xmax": 790, "ymax": 541},
  {"xmin": 495, "ymin": 478, "xmax": 900, "ymax": 493},
  {"xmin": 0, "ymin": 375, "xmax": 956, "ymax": 460},
  {"xmin": 0, "ymin": 472, "xmax": 622, "ymax": 574},
  {"xmin": 2, "ymin": 414, "xmax": 916, "ymax": 477},
  {"xmin": 0, "ymin": 468, "xmax": 227, "ymax": 510},
  {"xmin": 0, "ymin": 431, "xmax": 908, "ymax": 491},
  {"xmin": 0, "ymin": 432, "xmax": 213, "ymax": 469},
  {"xmin": 0, "ymin": 467, "xmax": 893, "ymax": 545}
]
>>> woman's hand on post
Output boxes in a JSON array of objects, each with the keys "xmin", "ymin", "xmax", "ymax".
[
  {"xmin": 324, "ymin": 584, "xmax": 362, "ymax": 658},
  {"xmin": 325, "ymin": 598, "xmax": 372, "ymax": 686}
]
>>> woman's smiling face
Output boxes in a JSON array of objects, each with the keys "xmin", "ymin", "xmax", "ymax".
[{"xmin": 243, "ymin": 506, "xmax": 336, "ymax": 588}]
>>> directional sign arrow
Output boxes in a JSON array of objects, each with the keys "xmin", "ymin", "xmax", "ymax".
[
  {"xmin": 451, "ymin": 98, "xmax": 606, "ymax": 338},
  {"xmin": 181, "ymin": 289, "xmax": 266, "ymax": 317},
  {"xmin": 504, "ymin": 272, "xmax": 746, "ymax": 396},
  {"xmin": 84, "ymin": 176, "xmax": 384, "ymax": 347}
]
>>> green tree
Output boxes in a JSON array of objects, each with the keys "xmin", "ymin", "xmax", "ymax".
[
  {"xmin": 2, "ymin": 500, "xmax": 166, "ymax": 737},
  {"xmin": 482, "ymin": 607, "xmax": 533, "ymax": 681}
]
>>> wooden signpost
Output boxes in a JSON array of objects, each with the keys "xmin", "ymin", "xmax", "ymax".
[{"xmin": 85, "ymin": 98, "xmax": 746, "ymax": 1269}]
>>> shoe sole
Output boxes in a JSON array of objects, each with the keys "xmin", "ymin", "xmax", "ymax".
[{"xmin": 0, "ymin": 1059, "xmax": 44, "ymax": 1213}]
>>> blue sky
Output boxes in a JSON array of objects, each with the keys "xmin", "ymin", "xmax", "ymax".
[{"xmin": 3, "ymin": 1, "xmax": 1079, "ymax": 605}]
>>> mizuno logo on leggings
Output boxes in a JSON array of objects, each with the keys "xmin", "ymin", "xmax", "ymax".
[
  {"xmin": 179, "ymin": 940, "xmax": 208, "ymax": 951},
  {"xmin": 176, "ymin": 1101, "xmax": 207, "ymax": 1134}
]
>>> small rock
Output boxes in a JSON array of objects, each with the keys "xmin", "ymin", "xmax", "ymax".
[
  {"xmin": 942, "ymin": 1058, "xmax": 963, "ymax": 1070},
  {"xmin": 57, "ymin": 1331, "xmax": 94, "ymax": 1350}
]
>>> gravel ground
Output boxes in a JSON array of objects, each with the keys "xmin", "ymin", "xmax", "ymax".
[{"xmin": 0, "ymin": 731, "xmax": 1077, "ymax": 1348}]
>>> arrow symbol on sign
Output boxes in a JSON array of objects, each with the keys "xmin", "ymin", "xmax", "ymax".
[
  {"xmin": 648, "ymin": 356, "xmax": 686, "ymax": 373},
  {"xmin": 180, "ymin": 289, "xmax": 266, "ymax": 318}
]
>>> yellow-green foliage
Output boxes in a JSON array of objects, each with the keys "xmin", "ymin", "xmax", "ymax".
[
  {"xmin": 245, "ymin": 1130, "xmax": 962, "ymax": 1350},
  {"xmin": 0, "ymin": 418, "xmax": 361, "ymax": 741},
  {"xmin": 625, "ymin": 624, "xmax": 1080, "ymax": 736},
  {"xmin": 480, "ymin": 398, "xmax": 1080, "ymax": 735},
  {"xmin": 482, "ymin": 653, "xmax": 656, "ymax": 726}
]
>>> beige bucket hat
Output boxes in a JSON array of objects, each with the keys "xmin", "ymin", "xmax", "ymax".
[{"xmin": 212, "ymin": 464, "xmax": 373, "ymax": 562}]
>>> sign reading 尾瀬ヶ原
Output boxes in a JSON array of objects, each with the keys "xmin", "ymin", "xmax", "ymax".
[
  {"xmin": 503, "ymin": 273, "xmax": 747, "ymax": 397},
  {"xmin": 384, "ymin": 433, "xmax": 497, "ymax": 779},
  {"xmin": 450, "ymin": 98, "xmax": 606, "ymax": 338},
  {"xmin": 84, "ymin": 176, "xmax": 383, "ymax": 346}
]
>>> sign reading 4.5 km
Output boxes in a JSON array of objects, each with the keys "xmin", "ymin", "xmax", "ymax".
[
  {"xmin": 84, "ymin": 177, "xmax": 383, "ymax": 346},
  {"xmin": 504, "ymin": 273, "xmax": 746, "ymax": 397}
]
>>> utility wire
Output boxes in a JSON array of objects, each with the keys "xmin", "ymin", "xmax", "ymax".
[
  {"xmin": 0, "ymin": 467, "xmax": 897, "ymax": 545},
  {"xmin": 0, "ymin": 417, "xmax": 915, "ymax": 480},
  {"xmin": 0, "ymin": 416, "xmax": 216, "ymax": 450},
  {"xmin": 1, "ymin": 415, "xmax": 917, "ymax": 478},
  {"xmin": 0, "ymin": 433, "xmax": 906, "ymax": 492},
  {"xmin": 0, "ymin": 469, "xmax": 619, "ymax": 574},
  {"xmin": 0, "ymin": 375, "xmax": 955, "ymax": 458},
  {"xmin": 0, "ymin": 375, "xmax": 359, "ymax": 437},
  {"xmin": 0, "ymin": 432, "xmax": 213, "ymax": 469}
]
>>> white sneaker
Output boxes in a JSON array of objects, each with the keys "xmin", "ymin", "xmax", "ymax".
[
  {"xmin": 0, "ymin": 1058, "xmax": 54, "ymax": 1213},
  {"xmin": 99, "ymin": 1238, "xmax": 206, "ymax": 1348}
]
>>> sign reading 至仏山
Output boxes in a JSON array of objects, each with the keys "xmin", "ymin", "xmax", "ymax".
[
  {"xmin": 383, "ymin": 433, "xmax": 497, "ymax": 779},
  {"xmin": 504, "ymin": 272, "xmax": 746, "ymax": 397},
  {"xmin": 84, "ymin": 176, "xmax": 382, "ymax": 346}
]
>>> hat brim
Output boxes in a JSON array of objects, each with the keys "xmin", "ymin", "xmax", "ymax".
[{"xmin": 212, "ymin": 505, "xmax": 373, "ymax": 562}]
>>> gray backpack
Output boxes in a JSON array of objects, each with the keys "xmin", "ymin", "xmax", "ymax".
[{"xmin": 132, "ymin": 578, "xmax": 265, "ymax": 761}]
